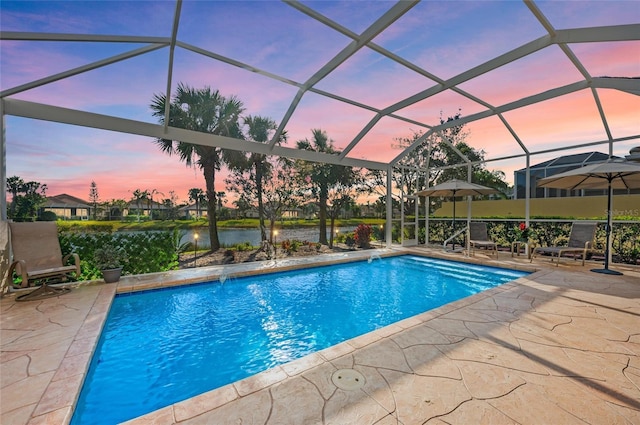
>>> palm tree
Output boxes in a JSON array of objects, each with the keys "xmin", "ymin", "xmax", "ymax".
[
  {"xmin": 108, "ymin": 198, "xmax": 128, "ymax": 220},
  {"xmin": 188, "ymin": 188, "xmax": 204, "ymax": 219},
  {"xmin": 296, "ymin": 129, "xmax": 352, "ymax": 245},
  {"xmin": 148, "ymin": 188, "xmax": 163, "ymax": 219},
  {"xmin": 151, "ymin": 83, "xmax": 244, "ymax": 251},
  {"xmin": 130, "ymin": 189, "xmax": 149, "ymax": 222},
  {"xmin": 6, "ymin": 176, "xmax": 24, "ymax": 218},
  {"xmin": 228, "ymin": 115, "xmax": 286, "ymax": 242}
]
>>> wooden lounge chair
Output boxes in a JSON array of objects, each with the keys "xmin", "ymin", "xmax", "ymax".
[
  {"xmin": 7, "ymin": 222, "xmax": 78, "ymax": 301},
  {"xmin": 530, "ymin": 222, "xmax": 597, "ymax": 267},
  {"xmin": 468, "ymin": 222, "xmax": 498, "ymax": 258}
]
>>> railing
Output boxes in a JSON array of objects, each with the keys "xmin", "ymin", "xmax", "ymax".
[{"xmin": 443, "ymin": 226, "xmax": 467, "ymax": 252}]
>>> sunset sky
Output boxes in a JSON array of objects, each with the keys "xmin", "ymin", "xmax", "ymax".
[{"xmin": 1, "ymin": 0, "xmax": 639, "ymax": 205}]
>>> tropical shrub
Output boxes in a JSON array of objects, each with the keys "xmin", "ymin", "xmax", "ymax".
[
  {"xmin": 280, "ymin": 239, "xmax": 302, "ymax": 254},
  {"xmin": 281, "ymin": 239, "xmax": 292, "ymax": 253},
  {"xmin": 38, "ymin": 211, "xmax": 57, "ymax": 221},
  {"xmin": 233, "ymin": 241, "xmax": 254, "ymax": 252},
  {"xmin": 345, "ymin": 234, "xmax": 356, "ymax": 248},
  {"xmin": 354, "ymin": 224, "xmax": 372, "ymax": 248}
]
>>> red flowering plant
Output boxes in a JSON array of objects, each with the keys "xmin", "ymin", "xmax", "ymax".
[
  {"xmin": 514, "ymin": 222, "xmax": 529, "ymax": 242},
  {"xmin": 354, "ymin": 224, "xmax": 372, "ymax": 248}
]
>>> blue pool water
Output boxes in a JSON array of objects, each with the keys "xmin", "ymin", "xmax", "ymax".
[{"xmin": 71, "ymin": 255, "xmax": 528, "ymax": 424}]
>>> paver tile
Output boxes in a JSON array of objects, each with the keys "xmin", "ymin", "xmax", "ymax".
[
  {"xmin": 430, "ymin": 399, "xmax": 518, "ymax": 424},
  {"xmin": 353, "ymin": 338, "xmax": 412, "ymax": 373},
  {"xmin": 269, "ymin": 375, "xmax": 325, "ymax": 424},
  {"xmin": 457, "ymin": 360, "xmax": 527, "ymax": 399},
  {"xmin": 178, "ymin": 389, "xmax": 271, "ymax": 425},
  {"xmin": 379, "ymin": 369, "xmax": 471, "ymax": 425},
  {"xmin": 402, "ymin": 344, "xmax": 461, "ymax": 380},
  {"xmin": 324, "ymin": 385, "xmax": 390, "ymax": 425},
  {"xmin": 173, "ymin": 384, "xmax": 238, "ymax": 422}
]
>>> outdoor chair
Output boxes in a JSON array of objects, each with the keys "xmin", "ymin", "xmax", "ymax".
[
  {"xmin": 468, "ymin": 222, "xmax": 498, "ymax": 258},
  {"xmin": 6, "ymin": 222, "xmax": 78, "ymax": 301},
  {"xmin": 530, "ymin": 222, "xmax": 597, "ymax": 267}
]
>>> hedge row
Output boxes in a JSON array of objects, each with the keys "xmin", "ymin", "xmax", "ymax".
[
  {"xmin": 59, "ymin": 229, "xmax": 182, "ymax": 281},
  {"xmin": 392, "ymin": 221, "xmax": 639, "ymax": 265}
]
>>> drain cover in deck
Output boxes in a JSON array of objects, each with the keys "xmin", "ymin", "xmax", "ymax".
[{"xmin": 331, "ymin": 368, "xmax": 365, "ymax": 390}]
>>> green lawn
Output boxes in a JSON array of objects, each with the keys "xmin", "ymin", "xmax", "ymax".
[{"xmin": 56, "ymin": 217, "xmax": 385, "ymax": 232}]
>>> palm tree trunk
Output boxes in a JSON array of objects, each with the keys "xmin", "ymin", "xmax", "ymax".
[
  {"xmin": 329, "ymin": 216, "xmax": 335, "ymax": 248},
  {"xmin": 203, "ymin": 162, "xmax": 221, "ymax": 251},
  {"xmin": 319, "ymin": 185, "xmax": 328, "ymax": 245},
  {"xmin": 256, "ymin": 163, "xmax": 267, "ymax": 242}
]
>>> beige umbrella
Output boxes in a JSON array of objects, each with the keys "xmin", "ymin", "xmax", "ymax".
[
  {"xmin": 537, "ymin": 160, "xmax": 640, "ymax": 275},
  {"xmin": 416, "ymin": 179, "xmax": 499, "ymax": 250}
]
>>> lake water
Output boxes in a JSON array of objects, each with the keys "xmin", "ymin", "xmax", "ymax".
[{"xmin": 182, "ymin": 226, "xmax": 356, "ymax": 247}]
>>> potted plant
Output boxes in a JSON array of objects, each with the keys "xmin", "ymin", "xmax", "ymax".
[{"xmin": 93, "ymin": 244, "xmax": 127, "ymax": 283}]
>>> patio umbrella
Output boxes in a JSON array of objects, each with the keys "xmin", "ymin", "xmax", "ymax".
[
  {"xmin": 415, "ymin": 179, "xmax": 499, "ymax": 249},
  {"xmin": 537, "ymin": 160, "xmax": 640, "ymax": 275}
]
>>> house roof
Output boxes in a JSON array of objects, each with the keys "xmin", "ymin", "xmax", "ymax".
[
  {"xmin": 44, "ymin": 194, "xmax": 91, "ymax": 208},
  {"xmin": 515, "ymin": 151, "xmax": 620, "ymax": 173}
]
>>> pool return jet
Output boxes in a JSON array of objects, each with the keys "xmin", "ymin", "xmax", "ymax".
[{"xmin": 416, "ymin": 179, "xmax": 499, "ymax": 252}]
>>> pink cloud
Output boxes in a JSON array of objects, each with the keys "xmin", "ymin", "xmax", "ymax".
[
  {"xmin": 502, "ymin": 89, "xmax": 612, "ymax": 150},
  {"xmin": 572, "ymin": 41, "xmax": 640, "ymax": 78}
]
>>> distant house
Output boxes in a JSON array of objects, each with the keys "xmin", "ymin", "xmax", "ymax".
[
  {"xmin": 42, "ymin": 194, "xmax": 91, "ymax": 220},
  {"xmin": 127, "ymin": 200, "xmax": 168, "ymax": 218},
  {"xmin": 281, "ymin": 208, "xmax": 302, "ymax": 219},
  {"xmin": 178, "ymin": 204, "xmax": 208, "ymax": 219},
  {"xmin": 513, "ymin": 151, "xmax": 639, "ymax": 199}
]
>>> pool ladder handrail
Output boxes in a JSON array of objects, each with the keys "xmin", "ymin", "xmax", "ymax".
[{"xmin": 443, "ymin": 226, "xmax": 467, "ymax": 253}]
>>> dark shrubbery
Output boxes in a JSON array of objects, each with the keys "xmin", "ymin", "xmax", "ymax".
[
  {"xmin": 38, "ymin": 211, "xmax": 57, "ymax": 221},
  {"xmin": 419, "ymin": 220, "xmax": 639, "ymax": 265}
]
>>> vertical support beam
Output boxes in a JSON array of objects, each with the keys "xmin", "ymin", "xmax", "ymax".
[
  {"xmin": 385, "ymin": 166, "xmax": 393, "ymax": 248},
  {"xmin": 466, "ymin": 162, "xmax": 472, "ymax": 221},
  {"xmin": 1, "ymin": 100, "xmax": 6, "ymax": 221},
  {"xmin": 424, "ymin": 142, "xmax": 432, "ymax": 246},
  {"xmin": 525, "ymin": 154, "xmax": 531, "ymax": 256},
  {"xmin": 399, "ymin": 166, "xmax": 405, "ymax": 245},
  {"xmin": 525, "ymin": 154, "xmax": 530, "ymax": 225},
  {"xmin": 414, "ymin": 192, "xmax": 418, "ymax": 246},
  {"xmin": 466, "ymin": 163, "xmax": 472, "ymax": 252}
]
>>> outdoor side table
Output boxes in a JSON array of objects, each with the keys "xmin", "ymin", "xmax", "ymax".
[{"xmin": 511, "ymin": 241, "xmax": 530, "ymax": 258}]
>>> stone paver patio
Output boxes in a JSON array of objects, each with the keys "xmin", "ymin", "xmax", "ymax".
[{"xmin": 1, "ymin": 248, "xmax": 639, "ymax": 424}]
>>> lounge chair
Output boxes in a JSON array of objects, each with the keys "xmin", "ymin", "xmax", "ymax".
[
  {"xmin": 468, "ymin": 222, "xmax": 498, "ymax": 258},
  {"xmin": 6, "ymin": 222, "xmax": 78, "ymax": 301},
  {"xmin": 530, "ymin": 222, "xmax": 597, "ymax": 267}
]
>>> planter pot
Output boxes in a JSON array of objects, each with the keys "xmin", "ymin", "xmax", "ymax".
[{"xmin": 101, "ymin": 267, "xmax": 122, "ymax": 283}]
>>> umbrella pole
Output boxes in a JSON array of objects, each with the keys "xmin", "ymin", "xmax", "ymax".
[
  {"xmin": 591, "ymin": 178, "xmax": 623, "ymax": 276},
  {"xmin": 452, "ymin": 197, "xmax": 456, "ymax": 250}
]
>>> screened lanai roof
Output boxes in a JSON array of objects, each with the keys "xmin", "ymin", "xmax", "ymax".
[{"xmin": 1, "ymin": 0, "xmax": 639, "ymax": 194}]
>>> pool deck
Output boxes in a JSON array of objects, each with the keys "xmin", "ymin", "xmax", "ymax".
[{"xmin": 1, "ymin": 248, "xmax": 639, "ymax": 424}]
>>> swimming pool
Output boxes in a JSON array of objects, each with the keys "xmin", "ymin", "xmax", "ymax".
[{"xmin": 71, "ymin": 255, "xmax": 528, "ymax": 424}]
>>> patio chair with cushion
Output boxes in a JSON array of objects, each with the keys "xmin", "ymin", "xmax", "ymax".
[
  {"xmin": 468, "ymin": 222, "xmax": 498, "ymax": 258},
  {"xmin": 530, "ymin": 222, "xmax": 597, "ymax": 267},
  {"xmin": 6, "ymin": 222, "xmax": 78, "ymax": 301}
]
